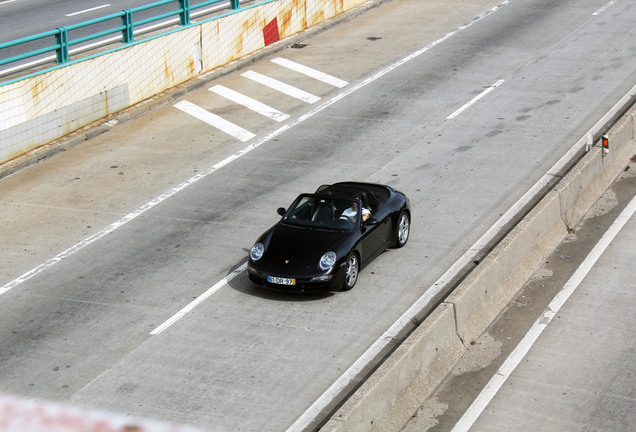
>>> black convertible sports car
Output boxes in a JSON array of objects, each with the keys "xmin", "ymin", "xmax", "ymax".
[{"xmin": 247, "ymin": 182, "xmax": 410, "ymax": 293}]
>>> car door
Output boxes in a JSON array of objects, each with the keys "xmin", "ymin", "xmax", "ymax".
[{"xmin": 359, "ymin": 212, "xmax": 392, "ymax": 264}]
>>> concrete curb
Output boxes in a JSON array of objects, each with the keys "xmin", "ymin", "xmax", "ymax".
[{"xmin": 319, "ymin": 102, "xmax": 636, "ymax": 431}]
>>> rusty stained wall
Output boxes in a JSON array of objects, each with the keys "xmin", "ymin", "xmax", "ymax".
[{"xmin": 278, "ymin": 0, "xmax": 308, "ymax": 38}]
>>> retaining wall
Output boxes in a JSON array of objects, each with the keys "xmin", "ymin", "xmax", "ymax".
[
  {"xmin": 0, "ymin": 0, "xmax": 371, "ymax": 166},
  {"xmin": 320, "ymin": 103, "xmax": 636, "ymax": 431}
]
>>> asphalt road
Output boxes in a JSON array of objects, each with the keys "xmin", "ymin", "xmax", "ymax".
[
  {"xmin": 0, "ymin": 0, "xmax": 237, "ymax": 42},
  {"xmin": 1, "ymin": 0, "xmax": 636, "ymax": 431}
]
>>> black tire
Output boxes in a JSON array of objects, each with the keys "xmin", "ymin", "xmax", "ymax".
[
  {"xmin": 394, "ymin": 211, "xmax": 410, "ymax": 248},
  {"xmin": 341, "ymin": 252, "xmax": 359, "ymax": 291}
]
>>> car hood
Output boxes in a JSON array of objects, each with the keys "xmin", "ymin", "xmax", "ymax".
[{"xmin": 261, "ymin": 224, "xmax": 349, "ymax": 272}]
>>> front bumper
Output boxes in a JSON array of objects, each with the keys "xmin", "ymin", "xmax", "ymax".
[{"xmin": 247, "ymin": 263, "xmax": 343, "ymax": 293}]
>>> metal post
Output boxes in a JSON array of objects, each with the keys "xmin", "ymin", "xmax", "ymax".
[
  {"xmin": 230, "ymin": 0, "xmax": 240, "ymax": 10},
  {"xmin": 55, "ymin": 27, "xmax": 69, "ymax": 63},
  {"xmin": 179, "ymin": 0, "xmax": 191, "ymax": 25},
  {"xmin": 122, "ymin": 10, "xmax": 134, "ymax": 43}
]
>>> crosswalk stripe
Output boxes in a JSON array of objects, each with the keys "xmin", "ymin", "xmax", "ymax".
[
  {"xmin": 241, "ymin": 70, "xmax": 321, "ymax": 104},
  {"xmin": 271, "ymin": 57, "xmax": 348, "ymax": 88},
  {"xmin": 174, "ymin": 100, "xmax": 255, "ymax": 142},
  {"xmin": 209, "ymin": 85, "xmax": 290, "ymax": 122}
]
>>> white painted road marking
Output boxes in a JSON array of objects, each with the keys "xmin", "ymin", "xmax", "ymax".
[
  {"xmin": 593, "ymin": 0, "xmax": 618, "ymax": 16},
  {"xmin": 66, "ymin": 4, "xmax": 111, "ymax": 17},
  {"xmin": 450, "ymin": 194, "xmax": 636, "ymax": 432},
  {"xmin": 209, "ymin": 84, "xmax": 290, "ymax": 122},
  {"xmin": 174, "ymin": 100, "xmax": 255, "ymax": 142},
  {"xmin": 151, "ymin": 263, "xmax": 247, "ymax": 335},
  {"xmin": 447, "ymin": 79, "xmax": 505, "ymax": 120},
  {"xmin": 241, "ymin": 70, "xmax": 321, "ymax": 104},
  {"xmin": 271, "ymin": 57, "xmax": 348, "ymax": 88}
]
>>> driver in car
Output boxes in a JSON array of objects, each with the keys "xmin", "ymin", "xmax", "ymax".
[{"xmin": 340, "ymin": 194, "xmax": 371, "ymax": 222}]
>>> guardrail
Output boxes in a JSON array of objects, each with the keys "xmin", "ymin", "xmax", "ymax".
[{"xmin": 0, "ymin": 0, "xmax": 256, "ymax": 81}]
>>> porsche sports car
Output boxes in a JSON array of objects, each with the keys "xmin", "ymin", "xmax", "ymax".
[{"xmin": 247, "ymin": 182, "xmax": 410, "ymax": 293}]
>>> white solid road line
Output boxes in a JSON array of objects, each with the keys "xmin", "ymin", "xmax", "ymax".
[
  {"xmin": 174, "ymin": 100, "xmax": 255, "ymax": 142},
  {"xmin": 451, "ymin": 194, "xmax": 636, "ymax": 432},
  {"xmin": 271, "ymin": 57, "xmax": 349, "ymax": 88},
  {"xmin": 446, "ymin": 79, "xmax": 505, "ymax": 120},
  {"xmin": 241, "ymin": 70, "xmax": 321, "ymax": 104},
  {"xmin": 209, "ymin": 84, "xmax": 290, "ymax": 122}
]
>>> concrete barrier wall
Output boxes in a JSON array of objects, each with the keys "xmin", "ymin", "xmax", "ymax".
[
  {"xmin": 321, "ymin": 104, "xmax": 636, "ymax": 431},
  {"xmin": 449, "ymin": 191, "xmax": 568, "ymax": 344},
  {"xmin": 324, "ymin": 304, "xmax": 465, "ymax": 432},
  {"xmin": 0, "ymin": 0, "xmax": 370, "ymax": 166},
  {"xmin": 559, "ymin": 113, "xmax": 636, "ymax": 228}
]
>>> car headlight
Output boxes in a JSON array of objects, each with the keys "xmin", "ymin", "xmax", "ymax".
[
  {"xmin": 250, "ymin": 243, "xmax": 264, "ymax": 262},
  {"xmin": 319, "ymin": 251, "xmax": 337, "ymax": 271}
]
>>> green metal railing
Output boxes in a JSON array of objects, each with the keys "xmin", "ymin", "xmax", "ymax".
[{"xmin": 0, "ymin": 0, "xmax": 253, "ymax": 72}]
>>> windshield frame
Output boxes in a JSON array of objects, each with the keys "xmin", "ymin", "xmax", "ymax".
[{"xmin": 280, "ymin": 194, "xmax": 361, "ymax": 231}]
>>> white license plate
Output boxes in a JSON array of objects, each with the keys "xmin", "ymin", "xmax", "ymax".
[{"xmin": 267, "ymin": 276, "xmax": 296, "ymax": 285}]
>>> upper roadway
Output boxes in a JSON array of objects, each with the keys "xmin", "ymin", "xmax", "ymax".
[
  {"xmin": 0, "ymin": 0, "xmax": 255, "ymax": 76},
  {"xmin": 0, "ymin": 0, "xmax": 238, "ymax": 43},
  {"xmin": 1, "ymin": 0, "xmax": 636, "ymax": 431}
]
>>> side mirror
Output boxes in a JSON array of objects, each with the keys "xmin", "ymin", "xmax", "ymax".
[
  {"xmin": 361, "ymin": 218, "xmax": 379, "ymax": 233},
  {"xmin": 277, "ymin": 207, "xmax": 286, "ymax": 216}
]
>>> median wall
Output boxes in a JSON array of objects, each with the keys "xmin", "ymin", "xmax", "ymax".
[
  {"xmin": 320, "ymin": 101, "xmax": 636, "ymax": 431},
  {"xmin": 0, "ymin": 0, "xmax": 373, "ymax": 167}
]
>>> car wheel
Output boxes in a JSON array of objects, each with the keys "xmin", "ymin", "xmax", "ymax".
[
  {"xmin": 341, "ymin": 252, "xmax": 359, "ymax": 291},
  {"xmin": 395, "ymin": 211, "xmax": 410, "ymax": 248}
]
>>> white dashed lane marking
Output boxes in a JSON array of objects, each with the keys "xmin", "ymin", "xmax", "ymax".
[
  {"xmin": 174, "ymin": 100, "xmax": 255, "ymax": 142},
  {"xmin": 65, "ymin": 4, "xmax": 111, "ymax": 17},
  {"xmin": 241, "ymin": 70, "xmax": 321, "ymax": 104},
  {"xmin": 271, "ymin": 57, "xmax": 348, "ymax": 88},
  {"xmin": 446, "ymin": 79, "xmax": 505, "ymax": 120},
  {"xmin": 209, "ymin": 85, "xmax": 290, "ymax": 122}
]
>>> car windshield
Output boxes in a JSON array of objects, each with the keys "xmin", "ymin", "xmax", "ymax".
[{"xmin": 282, "ymin": 195, "xmax": 360, "ymax": 230}]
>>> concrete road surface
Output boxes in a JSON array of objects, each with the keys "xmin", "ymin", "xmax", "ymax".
[{"xmin": 2, "ymin": 0, "xmax": 636, "ymax": 431}]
